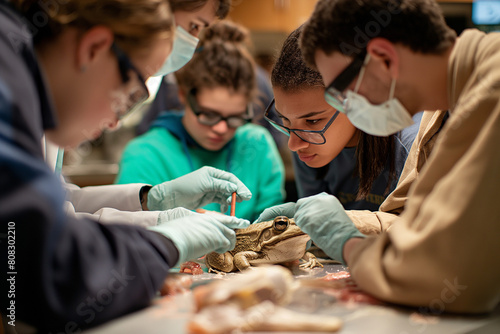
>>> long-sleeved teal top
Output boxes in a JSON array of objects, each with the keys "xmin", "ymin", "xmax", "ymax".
[{"xmin": 116, "ymin": 112, "xmax": 285, "ymax": 221}]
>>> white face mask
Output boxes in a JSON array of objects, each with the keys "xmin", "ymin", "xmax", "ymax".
[
  {"xmin": 154, "ymin": 26, "xmax": 199, "ymax": 77},
  {"xmin": 344, "ymin": 55, "xmax": 414, "ymax": 136}
]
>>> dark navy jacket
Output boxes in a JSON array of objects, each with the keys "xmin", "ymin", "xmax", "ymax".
[
  {"xmin": 0, "ymin": 3, "xmax": 177, "ymax": 331},
  {"xmin": 292, "ymin": 113, "xmax": 423, "ymax": 211}
]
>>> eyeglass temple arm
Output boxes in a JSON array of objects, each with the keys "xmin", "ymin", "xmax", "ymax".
[{"xmin": 331, "ymin": 50, "xmax": 367, "ymax": 92}]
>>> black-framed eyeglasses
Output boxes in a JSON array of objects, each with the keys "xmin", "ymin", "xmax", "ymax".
[
  {"xmin": 110, "ymin": 43, "xmax": 150, "ymax": 120},
  {"xmin": 264, "ymin": 98, "xmax": 340, "ymax": 145},
  {"xmin": 324, "ymin": 50, "xmax": 367, "ymax": 113},
  {"xmin": 186, "ymin": 90, "xmax": 253, "ymax": 129}
]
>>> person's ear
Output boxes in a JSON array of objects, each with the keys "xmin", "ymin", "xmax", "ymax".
[
  {"xmin": 76, "ymin": 26, "xmax": 114, "ymax": 72},
  {"xmin": 177, "ymin": 86, "xmax": 188, "ymax": 105},
  {"xmin": 366, "ymin": 38, "xmax": 399, "ymax": 78}
]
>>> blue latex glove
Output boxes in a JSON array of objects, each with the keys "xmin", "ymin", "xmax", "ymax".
[
  {"xmin": 148, "ymin": 166, "xmax": 252, "ymax": 212},
  {"xmin": 294, "ymin": 192, "xmax": 366, "ymax": 264},
  {"xmin": 253, "ymin": 202, "xmax": 296, "ymax": 224},
  {"xmin": 149, "ymin": 212, "xmax": 250, "ymax": 266}
]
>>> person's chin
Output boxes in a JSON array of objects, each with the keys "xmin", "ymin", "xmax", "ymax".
[
  {"xmin": 82, "ymin": 129, "xmax": 103, "ymax": 142},
  {"xmin": 298, "ymin": 153, "xmax": 317, "ymax": 164},
  {"xmin": 45, "ymin": 129, "xmax": 82, "ymax": 148},
  {"xmin": 205, "ymin": 138, "xmax": 227, "ymax": 151},
  {"xmin": 302, "ymin": 155, "xmax": 329, "ymax": 169}
]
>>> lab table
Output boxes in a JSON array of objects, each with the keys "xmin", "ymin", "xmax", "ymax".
[{"xmin": 83, "ymin": 264, "xmax": 500, "ymax": 334}]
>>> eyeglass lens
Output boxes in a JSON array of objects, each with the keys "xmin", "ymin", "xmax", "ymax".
[
  {"xmin": 324, "ymin": 50, "xmax": 367, "ymax": 113},
  {"xmin": 197, "ymin": 112, "xmax": 249, "ymax": 128},
  {"xmin": 265, "ymin": 100, "xmax": 330, "ymax": 145},
  {"xmin": 324, "ymin": 88, "xmax": 347, "ymax": 113},
  {"xmin": 187, "ymin": 92, "xmax": 250, "ymax": 128},
  {"xmin": 111, "ymin": 77, "xmax": 150, "ymax": 119},
  {"xmin": 111, "ymin": 43, "xmax": 150, "ymax": 119}
]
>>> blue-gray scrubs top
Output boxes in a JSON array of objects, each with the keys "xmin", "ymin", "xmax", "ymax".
[{"xmin": 292, "ymin": 112, "xmax": 423, "ymax": 210}]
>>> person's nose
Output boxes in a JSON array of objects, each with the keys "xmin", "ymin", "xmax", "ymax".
[
  {"xmin": 104, "ymin": 118, "xmax": 121, "ymax": 131},
  {"xmin": 212, "ymin": 119, "xmax": 229, "ymax": 134},
  {"xmin": 288, "ymin": 132, "xmax": 309, "ymax": 151}
]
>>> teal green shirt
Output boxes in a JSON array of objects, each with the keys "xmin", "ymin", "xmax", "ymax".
[{"xmin": 116, "ymin": 121, "xmax": 285, "ymax": 221}]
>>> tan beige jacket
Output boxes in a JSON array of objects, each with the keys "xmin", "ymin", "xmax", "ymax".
[
  {"xmin": 348, "ymin": 29, "xmax": 500, "ymax": 314},
  {"xmin": 347, "ymin": 110, "xmax": 448, "ymax": 234}
]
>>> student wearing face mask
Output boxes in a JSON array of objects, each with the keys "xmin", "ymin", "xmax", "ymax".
[
  {"xmin": 116, "ymin": 21, "xmax": 285, "ymax": 222},
  {"xmin": 266, "ymin": 26, "xmax": 420, "ymax": 227},
  {"xmin": 263, "ymin": 0, "xmax": 500, "ymax": 314},
  {"xmin": 0, "ymin": 0, "xmax": 250, "ymax": 331},
  {"xmin": 45, "ymin": 0, "xmax": 242, "ymax": 227},
  {"xmin": 136, "ymin": 0, "xmax": 233, "ymax": 135},
  {"xmin": 155, "ymin": 0, "xmax": 230, "ymax": 76}
]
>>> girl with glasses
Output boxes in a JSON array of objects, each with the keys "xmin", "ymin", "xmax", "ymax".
[
  {"xmin": 116, "ymin": 21, "xmax": 285, "ymax": 221},
  {"xmin": 268, "ymin": 25, "xmax": 421, "ymax": 227}
]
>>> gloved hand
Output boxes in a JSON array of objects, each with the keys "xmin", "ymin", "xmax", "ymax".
[
  {"xmin": 253, "ymin": 202, "xmax": 296, "ymax": 224},
  {"xmin": 149, "ymin": 212, "xmax": 250, "ymax": 266},
  {"xmin": 294, "ymin": 192, "xmax": 365, "ymax": 264},
  {"xmin": 147, "ymin": 167, "xmax": 252, "ymax": 212},
  {"xmin": 157, "ymin": 207, "xmax": 196, "ymax": 222}
]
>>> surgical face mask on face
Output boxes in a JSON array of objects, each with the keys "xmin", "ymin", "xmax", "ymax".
[
  {"xmin": 154, "ymin": 26, "xmax": 199, "ymax": 77},
  {"xmin": 343, "ymin": 55, "xmax": 414, "ymax": 136}
]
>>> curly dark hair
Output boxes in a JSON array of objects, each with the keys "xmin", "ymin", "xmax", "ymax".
[
  {"xmin": 272, "ymin": 25, "xmax": 396, "ymax": 200},
  {"xmin": 300, "ymin": 0, "xmax": 456, "ymax": 69},
  {"xmin": 175, "ymin": 20, "xmax": 256, "ymax": 101},
  {"xmin": 271, "ymin": 25, "xmax": 324, "ymax": 92}
]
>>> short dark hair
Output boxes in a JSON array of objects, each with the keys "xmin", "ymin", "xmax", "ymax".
[
  {"xmin": 300, "ymin": 0, "xmax": 456, "ymax": 68},
  {"xmin": 168, "ymin": 0, "xmax": 231, "ymax": 20},
  {"xmin": 271, "ymin": 25, "xmax": 324, "ymax": 92}
]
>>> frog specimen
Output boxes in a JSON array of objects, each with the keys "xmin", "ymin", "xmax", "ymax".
[{"xmin": 206, "ymin": 216, "xmax": 323, "ymax": 273}]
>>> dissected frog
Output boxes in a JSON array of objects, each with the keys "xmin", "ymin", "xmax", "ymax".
[{"xmin": 206, "ymin": 216, "xmax": 323, "ymax": 273}]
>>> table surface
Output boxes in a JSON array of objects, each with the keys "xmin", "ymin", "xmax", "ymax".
[{"xmin": 83, "ymin": 264, "xmax": 500, "ymax": 334}]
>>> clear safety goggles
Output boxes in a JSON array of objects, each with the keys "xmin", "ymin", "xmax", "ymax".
[
  {"xmin": 324, "ymin": 50, "xmax": 367, "ymax": 113},
  {"xmin": 110, "ymin": 43, "xmax": 150, "ymax": 120}
]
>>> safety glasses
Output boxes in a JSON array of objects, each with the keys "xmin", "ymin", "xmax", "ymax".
[
  {"xmin": 324, "ymin": 50, "xmax": 367, "ymax": 113},
  {"xmin": 264, "ymin": 99, "xmax": 340, "ymax": 145},
  {"xmin": 186, "ymin": 90, "xmax": 253, "ymax": 129},
  {"xmin": 110, "ymin": 43, "xmax": 150, "ymax": 119}
]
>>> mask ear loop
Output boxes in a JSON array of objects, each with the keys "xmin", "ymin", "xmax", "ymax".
[
  {"xmin": 388, "ymin": 77, "xmax": 397, "ymax": 101},
  {"xmin": 353, "ymin": 54, "xmax": 371, "ymax": 93}
]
